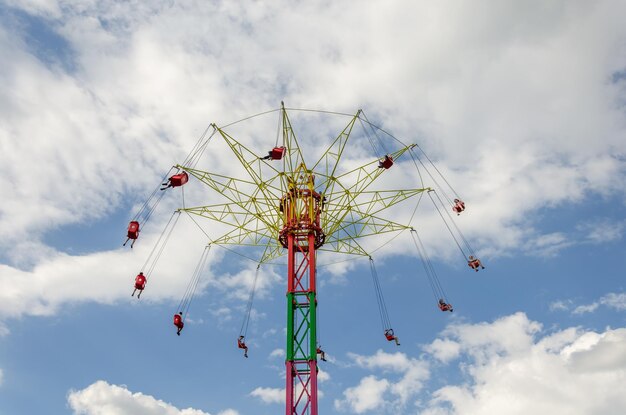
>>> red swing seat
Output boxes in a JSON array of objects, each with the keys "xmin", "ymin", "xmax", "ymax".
[
  {"xmin": 134, "ymin": 273, "xmax": 146, "ymax": 290},
  {"xmin": 173, "ymin": 314, "xmax": 184, "ymax": 329},
  {"xmin": 270, "ymin": 147, "xmax": 285, "ymax": 160},
  {"xmin": 127, "ymin": 221, "xmax": 140, "ymax": 239},
  {"xmin": 169, "ymin": 172, "xmax": 189, "ymax": 187},
  {"xmin": 379, "ymin": 155, "xmax": 394, "ymax": 169}
]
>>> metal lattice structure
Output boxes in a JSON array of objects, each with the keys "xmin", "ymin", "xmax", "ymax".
[{"xmin": 178, "ymin": 103, "xmax": 429, "ymax": 415}]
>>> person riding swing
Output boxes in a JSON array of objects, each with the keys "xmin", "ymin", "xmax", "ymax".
[
  {"xmin": 173, "ymin": 312, "xmax": 184, "ymax": 336},
  {"xmin": 384, "ymin": 329, "xmax": 400, "ymax": 346},
  {"xmin": 452, "ymin": 198, "xmax": 465, "ymax": 215},
  {"xmin": 131, "ymin": 272, "xmax": 146, "ymax": 298},
  {"xmin": 161, "ymin": 171, "xmax": 189, "ymax": 190},
  {"xmin": 261, "ymin": 146, "xmax": 285, "ymax": 161},
  {"xmin": 378, "ymin": 155, "xmax": 394, "ymax": 169},
  {"xmin": 316, "ymin": 345, "xmax": 327, "ymax": 362},
  {"xmin": 238, "ymin": 335, "xmax": 249, "ymax": 358},
  {"xmin": 438, "ymin": 298, "xmax": 453, "ymax": 312},
  {"xmin": 468, "ymin": 255, "xmax": 485, "ymax": 272}
]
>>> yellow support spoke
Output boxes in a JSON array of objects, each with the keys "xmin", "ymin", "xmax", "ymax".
[
  {"xmin": 334, "ymin": 144, "xmax": 415, "ymax": 195},
  {"xmin": 184, "ymin": 167, "xmax": 282, "ymax": 213},
  {"xmin": 326, "ymin": 213, "xmax": 410, "ymax": 244},
  {"xmin": 182, "ymin": 203, "xmax": 279, "ymax": 231},
  {"xmin": 345, "ymin": 188, "xmax": 429, "ymax": 216},
  {"xmin": 280, "ymin": 103, "xmax": 307, "ymax": 176},
  {"xmin": 320, "ymin": 189, "xmax": 422, "ymax": 238},
  {"xmin": 319, "ymin": 239, "xmax": 369, "ymax": 257},
  {"xmin": 217, "ymin": 128, "xmax": 282, "ymax": 180},
  {"xmin": 310, "ymin": 111, "xmax": 360, "ymax": 196},
  {"xmin": 212, "ymin": 224, "xmax": 277, "ymax": 246},
  {"xmin": 259, "ymin": 243, "xmax": 285, "ymax": 263}
]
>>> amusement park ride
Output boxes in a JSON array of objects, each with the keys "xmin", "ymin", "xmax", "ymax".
[{"xmin": 125, "ymin": 103, "xmax": 483, "ymax": 415}]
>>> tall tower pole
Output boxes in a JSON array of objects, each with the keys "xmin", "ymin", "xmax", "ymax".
[{"xmin": 281, "ymin": 171, "xmax": 324, "ymax": 415}]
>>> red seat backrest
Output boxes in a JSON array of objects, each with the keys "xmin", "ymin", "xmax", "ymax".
[
  {"xmin": 271, "ymin": 147, "xmax": 285, "ymax": 160},
  {"xmin": 127, "ymin": 221, "xmax": 140, "ymax": 238},
  {"xmin": 170, "ymin": 172, "xmax": 189, "ymax": 187},
  {"xmin": 135, "ymin": 274, "xmax": 146, "ymax": 289}
]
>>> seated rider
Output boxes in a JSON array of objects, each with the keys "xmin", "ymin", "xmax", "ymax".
[
  {"xmin": 238, "ymin": 335, "xmax": 249, "ymax": 358},
  {"xmin": 316, "ymin": 345, "xmax": 327, "ymax": 362},
  {"xmin": 161, "ymin": 172, "xmax": 189, "ymax": 190},
  {"xmin": 124, "ymin": 221, "xmax": 140, "ymax": 248},
  {"xmin": 173, "ymin": 312, "xmax": 184, "ymax": 336},
  {"xmin": 131, "ymin": 272, "xmax": 146, "ymax": 299},
  {"xmin": 261, "ymin": 146, "xmax": 285, "ymax": 161},
  {"xmin": 384, "ymin": 329, "xmax": 400, "ymax": 346},
  {"xmin": 468, "ymin": 255, "xmax": 485, "ymax": 272},
  {"xmin": 378, "ymin": 155, "xmax": 394, "ymax": 169},
  {"xmin": 452, "ymin": 198, "xmax": 465, "ymax": 215},
  {"xmin": 438, "ymin": 298, "xmax": 453, "ymax": 312}
]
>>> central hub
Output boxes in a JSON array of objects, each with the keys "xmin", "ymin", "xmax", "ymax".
[{"xmin": 278, "ymin": 174, "xmax": 326, "ymax": 249}]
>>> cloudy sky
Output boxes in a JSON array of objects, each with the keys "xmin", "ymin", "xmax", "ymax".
[{"xmin": 1, "ymin": 0, "xmax": 626, "ymax": 414}]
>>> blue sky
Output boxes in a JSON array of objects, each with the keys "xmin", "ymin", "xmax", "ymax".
[{"xmin": 1, "ymin": 1, "xmax": 626, "ymax": 414}]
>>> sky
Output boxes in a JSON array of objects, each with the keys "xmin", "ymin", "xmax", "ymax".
[{"xmin": 1, "ymin": 1, "xmax": 626, "ymax": 414}]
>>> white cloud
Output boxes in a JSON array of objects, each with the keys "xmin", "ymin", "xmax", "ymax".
[
  {"xmin": 0, "ymin": 219, "xmax": 222, "ymax": 320},
  {"xmin": 334, "ymin": 314, "xmax": 626, "ymax": 414},
  {"xmin": 549, "ymin": 299, "xmax": 571, "ymax": 312},
  {"xmin": 0, "ymin": 321, "xmax": 9, "ymax": 337},
  {"xmin": 437, "ymin": 312, "xmax": 542, "ymax": 363},
  {"xmin": 334, "ymin": 375, "xmax": 390, "ymax": 414},
  {"xmin": 423, "ymin": 338, "xmax": 461, "ymax": 363},
  {"xmin": 339, "ymin": 350, "xmax": 429, "ymax": 410},
  {"xmin": 601, "ymin": 292, "xmax": 626, "ymax": 310},
  {"xmin": 523, "ymin": 232, "xmax": 573, "ymax": 257},
  {"xmin": 349, "ymin": 349, "xmax": 415, "ymax": 373},
  {"xmin": 268, "ymin": 348, "xmax": 285, "ymax": 359},
  {"xmin": 209, "ymin": 307, "xmax": 233, "ymax": 321},
  {"xmin": 578, "ymin": 219, "xmax": 626, "ymax": 244},
  {"xmin": 421, "ymin": 314, "xmax": 626, "ymax": 415},
  {"xmin": 249, "ymin": 387, "xmax": 284, "ymax": 405},
  {"xmin": 5, "ymin": 0, "xmax": 59, "ymax": 16},
  {"xmin": 67, "ymin": 380, "xmax": 235, "ymax": 415},
  {"xmin": 211, "ymin": 265, "xmax": 282, "ymax": 302},
  {"xmin": 318, "ymin": 369, "xmax": 331, "ymax": 383},
  {"xmin": 573, "ymin": 303, "xmax": 600, "ymax": 315},
  {"xmin": 559, "ymin": 292, "xmax": 626, "ymax": 315}
]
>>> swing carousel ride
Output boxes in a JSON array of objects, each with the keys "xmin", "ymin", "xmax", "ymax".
[{"xmin": 125, "ymin": 103, "xmax": 483, "ymax": 415}]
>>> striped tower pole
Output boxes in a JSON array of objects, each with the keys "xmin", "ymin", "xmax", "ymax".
[{"xmin": 281, "ymin": 174, "xmax": 323, "ymax": 415}]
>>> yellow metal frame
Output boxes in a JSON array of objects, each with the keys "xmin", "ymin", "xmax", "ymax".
[{"xmin": 179, "ymin": 104, "xmax": 430, "ymax": 263}]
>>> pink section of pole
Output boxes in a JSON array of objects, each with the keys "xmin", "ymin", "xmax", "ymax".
[
  {"xmin": 286, "ymin": 361, "xmax": 294, "ymax": 415},
  {"xmin": 309, "ymin": 361, "xmax": 318, "ymax": 414},
  {"xmin": 309, "ymin": 233, "xmax": 316, "ymax": 291}
]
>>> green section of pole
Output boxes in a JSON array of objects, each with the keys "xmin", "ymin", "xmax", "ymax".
[
  {"xmin": 286, "ymin": 292, "xmax": 295, "ymax": 360},
  {"xmin": 309, "ymin": 291, "xmax": 316, "ymax": 360}
]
